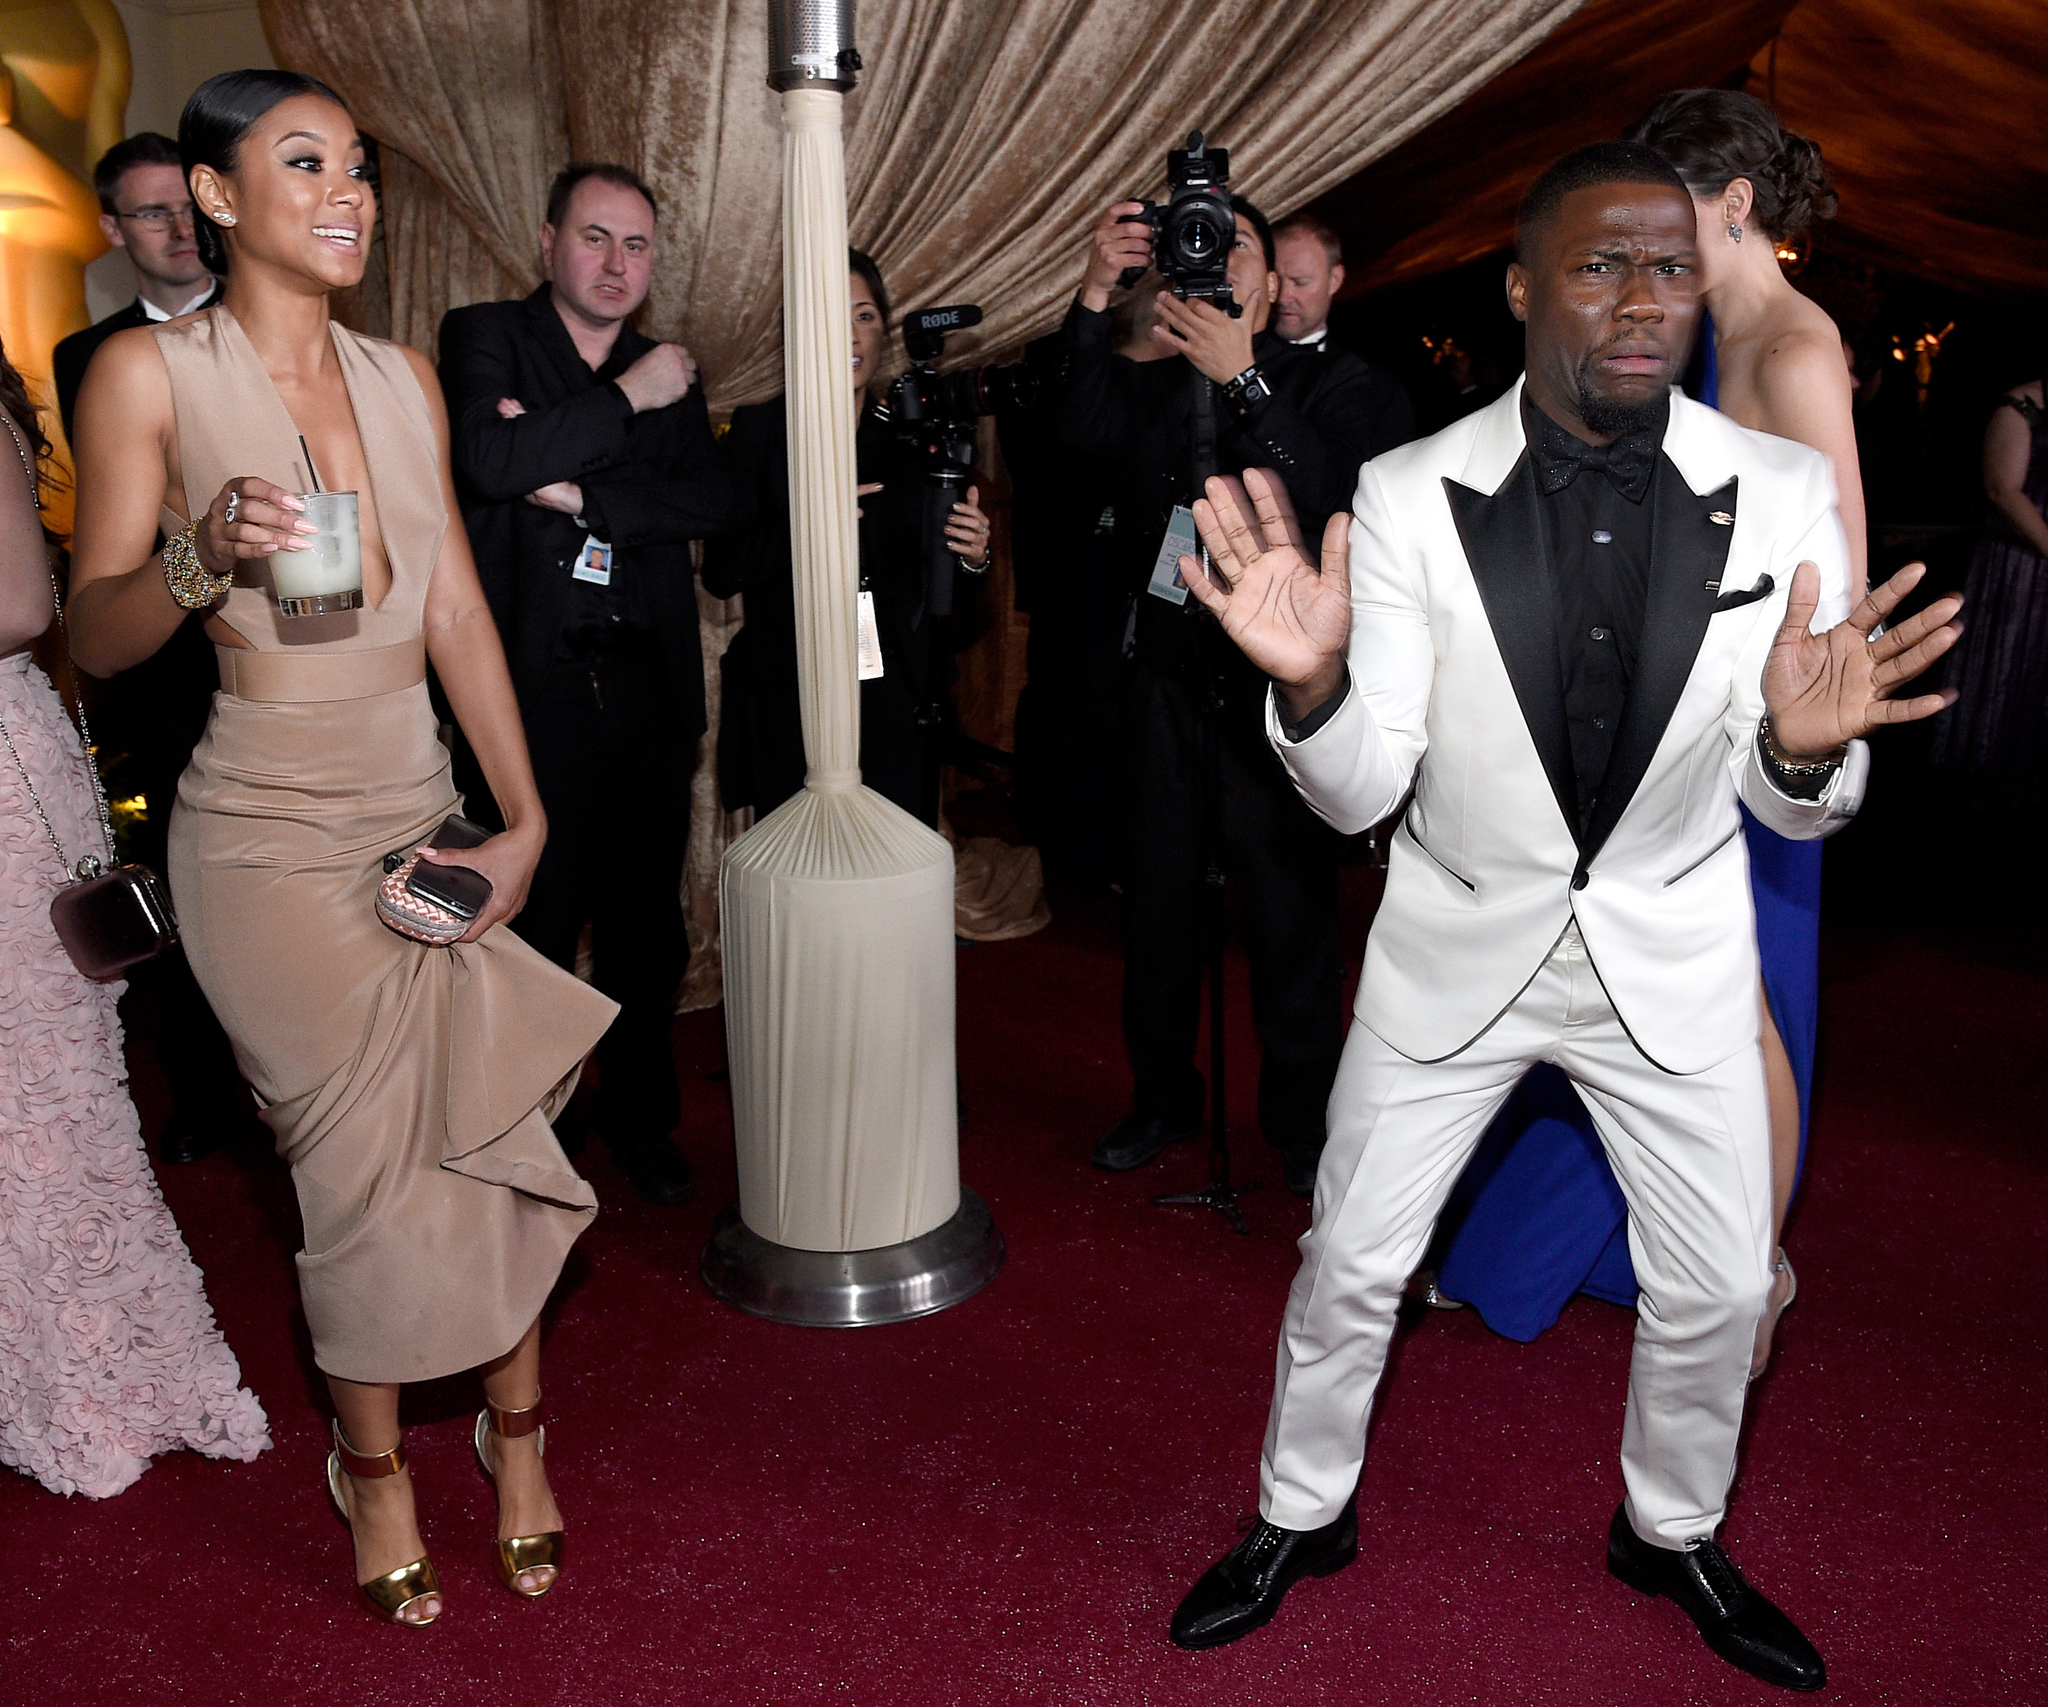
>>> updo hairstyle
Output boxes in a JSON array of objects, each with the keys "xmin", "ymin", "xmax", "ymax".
[
  {"xmin": 179, "ymin": 69, "xmax": 351, "ymax": 273},
  {"xmin": 1625, "ymin": 89, "xmax": 1837, "ymax": 242}
]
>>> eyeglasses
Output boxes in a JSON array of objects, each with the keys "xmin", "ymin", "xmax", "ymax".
[{"xmin": 115, "ymin": 206, "xmax": 197, "ymax": 231}]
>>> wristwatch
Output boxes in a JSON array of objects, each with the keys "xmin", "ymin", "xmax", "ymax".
[{"xmin": 1222, "ymin": 363, "xmax": 1273, "ymax": 416}]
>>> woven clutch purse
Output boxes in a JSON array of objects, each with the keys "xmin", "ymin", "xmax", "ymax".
[{"xmin": 375, "ymin": 851, "xmax": 471, "ymax": 944}]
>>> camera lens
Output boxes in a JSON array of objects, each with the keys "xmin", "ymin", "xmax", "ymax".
[{"xmin": 977, "ymin": 363, "xmax": 1038, "ymax": 414}]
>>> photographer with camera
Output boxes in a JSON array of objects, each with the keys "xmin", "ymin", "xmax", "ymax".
[
  {"xmin": 708, "ymin": 249, "xmax": 993, "ymax": 827},
  {"xmin": 1060, "ymin": 139, "xmax": 1415, "ymax": 1198}
]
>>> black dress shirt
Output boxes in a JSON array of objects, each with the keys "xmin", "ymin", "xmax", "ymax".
[
  {"xmin": 549, "ymin": 357, "xmax": 643, "ymax": 658},
  {"xmin": 1524, "ymin": 394, "xmax": 1667, "ymax": 836}
]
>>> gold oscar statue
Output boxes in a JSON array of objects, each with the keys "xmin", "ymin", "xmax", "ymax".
[{"xmin": 0, "ymin": 0, "xmax": 130, "ymax": 522}]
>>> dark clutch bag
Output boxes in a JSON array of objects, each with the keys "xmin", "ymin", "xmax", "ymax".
[{"xmin": 48, "ymin": 860, "xmax": 180, "ymax": 981}]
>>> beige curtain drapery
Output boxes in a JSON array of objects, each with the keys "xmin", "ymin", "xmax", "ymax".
[
  {"xmin": 259, "ymin": 0, "xmax": 1591, "ymax": 1005},
  {"xmin": 264, "ymin": 0, "xmax": 1590, "ymax": 394}
]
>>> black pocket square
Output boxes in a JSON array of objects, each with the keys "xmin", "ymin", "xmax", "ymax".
[{"xmin": 1710, "ymin": 573, "xmax": 1774, "ymax": 612}]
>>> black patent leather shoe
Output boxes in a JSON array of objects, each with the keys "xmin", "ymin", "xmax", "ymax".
[
  {"xmin": 610, "ymin": 1135, "xmax": 695, "ymax": 1206},
  {"xmin": 1606, "ymin": 1506, "xmax": 1825, "ymax": 1691},
  {"xmin": 1090, "ymin": 1113, "xmax": 1198, "ymax": 1172},
  {"xmin": 157, "ymin": 1118, "xmax": 220, "ymax": 1166},
  {"xmin": 1170, "ymin": 1497, "xmax": 1358, "ymax": 1650}
]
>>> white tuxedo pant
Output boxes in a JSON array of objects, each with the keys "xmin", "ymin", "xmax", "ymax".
[{"xmin": 1260, "ymin": 926, "xmax": 1773, "ymax": 1549}]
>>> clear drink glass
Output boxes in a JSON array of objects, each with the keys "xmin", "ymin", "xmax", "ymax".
[{"xmin": 273, "ymin": 490, "xmax": 363, "ymax": 616}]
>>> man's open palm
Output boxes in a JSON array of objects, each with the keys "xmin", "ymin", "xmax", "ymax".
[
  {"xmin": 1182, "ymin": 469, "xmax": 1352, "ymax": 703},
  {"xmin": 1765, "ymin": 561, "xmax": 1963, "ymax": 755}
]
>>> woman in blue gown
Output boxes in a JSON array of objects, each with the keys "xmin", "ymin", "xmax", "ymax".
[{"xmin": 1434, "ymin": 92, "xmax": 1862, "ymax": 1375}]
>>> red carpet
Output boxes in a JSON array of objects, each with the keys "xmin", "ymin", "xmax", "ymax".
[{"xmin": 4, "ymin": 863, "xmax": 2043, "ymax": 1704}]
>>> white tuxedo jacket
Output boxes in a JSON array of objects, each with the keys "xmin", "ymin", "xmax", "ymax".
[{"xmin": 1271, "ymin": 379, "xmax": 1866, "ymax": 1074}]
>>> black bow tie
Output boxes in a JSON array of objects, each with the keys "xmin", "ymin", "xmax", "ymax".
[{"xmin": 1526, "ymin": 406, "xmax": 1661, "ymax": 504}]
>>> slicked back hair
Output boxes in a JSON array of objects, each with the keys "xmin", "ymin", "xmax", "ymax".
[
  {"xmin": 1515, "ymin": 142, "xmax": 1692, "ymax": 264},
  {"xmin": 546, "ymin": 163, "xmax": 658, "ymax": 233},
  {"xmin": 180, "ymin": 70, "xmax": 351, "ymax": 273}
]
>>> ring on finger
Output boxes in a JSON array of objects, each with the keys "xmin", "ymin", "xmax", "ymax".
[{"xmin": 223, "ymin": 489, "xmax": 241, "ymax": 526}]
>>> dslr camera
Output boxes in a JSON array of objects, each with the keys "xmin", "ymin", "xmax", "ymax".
[
  {"xmin": 884, "ymin": 305, "xmax": 1035, "ymax": 606},
  {"xmin": 1117, "ymin": 130, "xmax": 1240, "ymax": 317}
]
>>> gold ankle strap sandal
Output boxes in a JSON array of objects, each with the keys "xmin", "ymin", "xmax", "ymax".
[
  {"xmin": 325, "ymin": 1420, "xmax": 442, "ymax": 1627},
  {"xmin": 474, "ymin": 1392, "xmax": 564, "ymax": 1598}
]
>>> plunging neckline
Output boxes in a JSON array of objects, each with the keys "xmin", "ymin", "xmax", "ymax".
[{"xmin": 211, "ymin": 306, "xmax": 395, "ymax": 614}]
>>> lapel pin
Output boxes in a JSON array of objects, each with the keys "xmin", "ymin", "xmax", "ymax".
[
  {"xmin": 1708, "ymin": 510, "xmax": 1734, "ymax": 526},
  {"xmin": 1704, "ymin": 579, "xmax": 1721, "ymax": 593}
]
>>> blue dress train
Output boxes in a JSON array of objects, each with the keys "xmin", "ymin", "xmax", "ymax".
[{"xmin": 1433, "ymin": 333, "xmax": 1823, "ymax": 1340}]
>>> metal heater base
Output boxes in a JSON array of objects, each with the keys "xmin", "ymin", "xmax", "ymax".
[{"xmin": 701, "ymin": 1189, "xmax": 1003, "ymax": 1327}]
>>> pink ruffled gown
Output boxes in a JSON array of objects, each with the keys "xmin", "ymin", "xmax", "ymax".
[{"xmin": 0, "ymin": 648, "xmax": 269, "ymax": 1498}]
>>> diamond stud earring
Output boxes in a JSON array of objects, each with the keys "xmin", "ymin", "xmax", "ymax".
[
  {"xmin": 1727, "ymin": 222, "xmax": 1743, "ymax": 243},
  {"xmin": 216, "ymin": 213, "xmax": 236, "ymax": 226}
]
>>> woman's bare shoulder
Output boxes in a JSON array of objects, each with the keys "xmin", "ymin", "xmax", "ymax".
[
  {"xmin": 1759, "ymin": 290, "xmax": 1846, "ymax": 363},
  {"xmin": 390, "ymin": 342, "xmax": 452, "ymax": 435},
  {"xmin": 1753, "ymin": 312, "xmax": 1852, "ymax": 408},
  {"xmin": 79, "ymin": 324, "xmax": 175, "ymax": 404},
  {"xmin": 87, "ymin": 322, "xmax": 173, "ymax": 383},
  {"xmin": 393, "ymin": 340, "xmax": 439, "ymax": 390}
]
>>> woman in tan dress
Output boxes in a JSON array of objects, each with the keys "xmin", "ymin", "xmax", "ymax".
[{"xmin": 67, "ymin": 71, "xmax": 616, "ymax": 1626}]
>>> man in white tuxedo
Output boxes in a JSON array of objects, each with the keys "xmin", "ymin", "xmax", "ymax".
[{"xmin": 1166, "ymin": 144, "xmax": 1962, "ymax": 1692}]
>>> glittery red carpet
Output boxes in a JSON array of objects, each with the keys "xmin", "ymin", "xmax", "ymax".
[{"xmin": 4, "ymin": 805, "xmax": 2042, "ymax": 1705}]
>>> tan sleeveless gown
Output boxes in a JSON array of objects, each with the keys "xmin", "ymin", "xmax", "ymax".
[{"xmin": 160, "ymin": 307, "xmax": 617, "ymax": 1384}]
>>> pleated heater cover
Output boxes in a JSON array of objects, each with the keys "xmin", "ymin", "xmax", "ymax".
[{"xmin": 720, "ymin": 86, "xmax": 960, "ymax": 1254}]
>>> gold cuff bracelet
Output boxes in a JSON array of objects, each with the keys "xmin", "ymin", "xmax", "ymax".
[{"xmin": 162, "ymin": 521, "xmax": 232, "ymax": 611}]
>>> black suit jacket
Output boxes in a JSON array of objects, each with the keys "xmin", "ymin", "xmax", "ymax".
[
  {"xmin": 437, "ymin": 287, "xmax": 732, "ymax": 753},
  {"xmin": 53, "ymin": 283, "xmax": 222, "ymax": 443}
]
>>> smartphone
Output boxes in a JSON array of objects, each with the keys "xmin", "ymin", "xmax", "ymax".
[
  {"xmin": 397, "ymin": 813, "xmax": 494, "ymax": 920},
  {"xmin": 407, "ymin": 857, "xmax": 492, "ymax": 921}
]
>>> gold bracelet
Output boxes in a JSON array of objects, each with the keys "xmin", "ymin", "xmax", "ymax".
[
  {"xmin": 1759, "ymin": 715, "xmax": 1844, "ymax": 776},
  {"xmin": 161, "ymin": 521, "xmax": 232, "ymax": 610}
]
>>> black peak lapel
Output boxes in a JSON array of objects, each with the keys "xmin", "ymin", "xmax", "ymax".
[
  {"xmin": 1444, "ymin": 458, "xmax": 1580, "ymax": 847},
  {"xmin": 1580, "ymin": 466, "xmax": 1739, "ymax": 864}
]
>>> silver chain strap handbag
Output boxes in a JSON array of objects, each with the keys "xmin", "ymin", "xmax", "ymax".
[{"xmin": 0, "ymin": 410, "xmax": 178, "ymax": 979}]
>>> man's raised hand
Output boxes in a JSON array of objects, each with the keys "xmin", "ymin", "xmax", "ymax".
[
  {"xmin": 1180, "ymin": 468, "xmax": 1352, "ymax": 719},
  {"xmin": 1081, "ymin": 202, "xmax": 1155, "ymax": 312},
  {"xmin": 1763, "ymin": 560, "xmax": 1963, "ymax": 756}
]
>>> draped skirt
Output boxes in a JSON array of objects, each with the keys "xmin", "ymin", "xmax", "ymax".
[{"xmin": 169, "ymin": 680, "xmax": 616, "ymax": 1383}]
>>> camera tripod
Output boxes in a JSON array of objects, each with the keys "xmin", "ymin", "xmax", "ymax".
[{"xmin": 1152, "ymin": 367, "xmax": 1259, "ymax": 1236}]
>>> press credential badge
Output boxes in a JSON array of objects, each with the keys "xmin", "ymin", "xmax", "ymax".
[
  {"xmin": 1146, "ymin": 505, "xmax": 1201, "ymax": 606},
  {"xmin": 856, "ymin": 590, "xmax": 885, "ymax": 680},
  {"xmin": 572, "ymin": 535, "xmax": 614, "ymax": 586}
]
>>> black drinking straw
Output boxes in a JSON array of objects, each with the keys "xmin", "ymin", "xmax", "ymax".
[{"xmin": 298, "ymin": 435, "xmax": 323, "ymax": 493}]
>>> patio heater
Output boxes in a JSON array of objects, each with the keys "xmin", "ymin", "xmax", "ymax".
[{"xmin": 702, "ymin": 0, "xmax": 1003, "ymax": 1325}]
